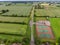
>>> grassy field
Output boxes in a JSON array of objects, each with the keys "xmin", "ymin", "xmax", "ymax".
[
  {"xmin": 0, "ymin": 6, "xmax": 32, "ymax": 16},
  {"xmin": 49, "ymin": 18, "xmax": 60, "ymax": 41},
  {"xmin": 0, "ymin": 16, "xmax": 29, "ymax": 24},
  {"xmin": 0, "ymin": 3, "xmax": 32, "ymax": 44},
  {"xmin": 15, "ymin": 3, "xmax": 32, "ymax": 6},
  {"xmin": 0, "ymin": 2, "xmax": 32, "ymax": 6},
  {"xmin": 0, "ymin": 34, "xmax": 23, "ymax": 43},
  {"xmin": 34, "ymin": 17, "xmax": 47, "ymax": 22},
  {"xmin": 35, "ymin": 6, "xmax": 60, "ymax": 17},
  {"xmin": 0, "ymin": 23, "xmax": 27, "ymax": 35}
]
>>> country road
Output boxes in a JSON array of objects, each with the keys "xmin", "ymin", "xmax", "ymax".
[{"xmin": 30, "ymin": 7, "xmax": 35, "ymax": 45}]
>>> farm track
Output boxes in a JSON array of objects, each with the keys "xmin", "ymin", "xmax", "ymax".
[{"xmin": 30, "ymin": 7, "xmax": 35, "ymax": 45}]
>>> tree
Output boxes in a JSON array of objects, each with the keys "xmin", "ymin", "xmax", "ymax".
[
  {"xmin": 58, "ymin": 37, "xmax": 60, "ymax": 43},
  {"xmin": 2, "ymin": 10, "xmax": 6, "ymax": 13},
  {"xmin": 23, "ymin": 38, "xmax": 30, "ymax": 43},
  {"xmin": 37, "ymin": 4, "xmax": 44, "ymax": 9},
  {"xmin": 57, "ymin": 37, "xmax": 60, "ymax": 45},
  {"xmin": 2, "ymin": 9, "xmax": 9, "ymax": 13},
  {"xmin": 6, "ymin": 9, "xmax": 9, "ymax": 12}
]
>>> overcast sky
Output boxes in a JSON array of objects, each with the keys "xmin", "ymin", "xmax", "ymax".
[{"xmin": 0, "ymin": 0, "xmax": 59, "ymax": 1}]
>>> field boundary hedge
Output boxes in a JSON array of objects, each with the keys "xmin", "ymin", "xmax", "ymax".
[
  {"xmin": 0, "ymin": 33, "xmax": 24, "ymax": 36},
  {"xmin": 0, "ymin": 21, "xmax": 27, "ymax": 25}
]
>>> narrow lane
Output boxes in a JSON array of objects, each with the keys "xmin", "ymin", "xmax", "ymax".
[{"xmin": 30, "ymin": 7, "xmax": 35, "ymax": 45}]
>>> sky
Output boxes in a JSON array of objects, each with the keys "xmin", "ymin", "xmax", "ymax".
[{"xmin": 0, "ymin": 0, "xmax": 60, "ymax": 1}]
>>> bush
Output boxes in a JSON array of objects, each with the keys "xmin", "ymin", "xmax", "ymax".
[
  {"xmin": 56, "ymin": 5, "xmax": 60, "ymax": 7},
  {"xmin": 2, "ymin": 10, "xmax": 6, "ymax": 13},
  {"xmin": 58, "ymin": 37, "xmax": 60, "ymax": 43},
  {"xmin": 2, "ymin": 9, "xmax": 9, "ymax": 13},
  {"xmin": 6, "ymin": 9, "xmax": 9, "ymax": 12}
]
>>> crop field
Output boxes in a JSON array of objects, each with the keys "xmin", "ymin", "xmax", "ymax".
[
  {"xmin": 15, "ymin": 3, "xmax": 32, "ymax": 6},
  {"xmin": 0, "ymin": 6, "xmax": 32, "ymax": 16},
  {"xmin": 0, "ymin": 16, "xmax": 29, "ymax": 24},
  {"xmin": 0, "ymin": 23, "xmax": 27, "ymax": 35},
  {"xmin": 49, "ymin": 18, "xmax": 60, "ymax": 41},
  {"xmin": 35, "ymin": 17, "xmax": 47, "ymax": 22},
  {"xmin": 34, "ymin": 5, "xmax": 58, "ymax": 44},
  {"xmin": 0, "ymin": 34, "xmax": 23, "ymax": 43},
  {"xmin": 1, "ymin": 1, "xmax": 60, "ymax": 45},
  {"xmin": 0, "ymin": 23, "xmax": 28, "ymax": 44},
  {"xmin": 35, "ymin": 6, "xmax": 60, "ymax": 17},
  {"xmin": 0, "ymin": 2, "xmax": 32, "ymax": 44}
]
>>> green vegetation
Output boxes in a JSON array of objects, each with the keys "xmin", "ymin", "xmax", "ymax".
[
  {"xmin": 0, "ymin": 16, "xmax": 29, "ymax": 24},
  {"xmin": 35, "ymin": 6, "xmax": 60, "ymax": 17},
  {"xmin": 49, "ymin": 18, "xmax": 60, "ymax": 41},
  {"xmin": 1, "ymin": 1, "xmax": 60, "ymax": 45},
  {"xmin": 0, "ymin": 2, "xmax": 32, "ymax": 45},
  {"xmin": 35, "ymin": 17, "xmax": 47, "ymax": 22},
  {"xmin": 0, "ymin": 34, "xmax": 23, "ymax": 43},
  {"xmin": 0, "ymin": 23, "xmax": 27, "ymax": 35},
  {"xmin": 0, "ymin": 6, "xmax": 32, "ymax": 17}
]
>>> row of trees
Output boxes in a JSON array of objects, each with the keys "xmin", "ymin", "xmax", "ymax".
[
  {"xmin": 2, "ymin": 14, "xmax": 30, "ymax": 17},
  {"xmin": 0, "ymin": 21, "xmax": 27, "ymax": 25},
  {"xmin": 35, "ymin": 4, "xmax": 44, "ymax": 9},
  {"xmin": 2, "ymin": 9, "xmax": 9, "ymax": 13}
]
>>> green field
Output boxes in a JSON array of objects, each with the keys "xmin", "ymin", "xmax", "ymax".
[
  {"xmin": 0, "ymin": 23, "xmax": 27, "ymax": 35},
  {"xmin": 0, "ymin": 2, "xmax": 31, "ymax": 44},
  {"xmin": 2, "ymin": 2, "xmax": 60, "ymax": 45},
  {"xmin": 0, "ymin": 6, "xmax": 32, "ymax": 16},
  {"xmin": 15, "ymin": 3, "xmax": 32, "ymax": 6},
  {"xmin": 0, "ymin": 34, "xmax": 23, "ymax": 43},
  {"xmin": 49, "ymin": 18, "xmax": 60, "ymax": 41},
  {"xmin": 0, "ymin": 2, "xmax": 32, "ymax": 6},
  {"xmin": 35, "ymin": 6, "xmax": 60, "ymax": 17},
  {"xmin": 35, "ymin": 17, "xmax": 47, "ymax": 22},
  {"xmin": 0, "ymin": 16, "xmax": 29, "ymax": 24}
]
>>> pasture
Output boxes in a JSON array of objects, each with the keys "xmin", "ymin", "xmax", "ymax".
[
  {"xmin": 49, "ymin": 18, "xmax": 60, "ymax": 41},
  {"xmin": 35, "ymin": 17, "xmax": 47, "ymax": 22},
  {"xmin": 0, "ymin": 34, "xmax": 23, "ymax": 43},
  {"xmin": 0, "ymin": 16, "xmax": 29, "ymax": 24},
  {"xmin": 35, "ymin": 6, "xmax": 60, "ymax": 17},
  {"xmin": 0, "ymin": 2, "xmax": 32, "ymax": 44},
  {"xmin": 0, "ymin": 23, "xmax": 27, "ymax": 35},
  {"xmin": 0, "ymin": 6, "xmax": 32, "ymax": 16}
]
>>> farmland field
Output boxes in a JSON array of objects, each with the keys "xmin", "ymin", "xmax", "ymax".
[
  {"xmin": 49, "ymin": 18, "xmax": 60, "ymax": 41},
  {"xmin": 35, "ymin": 6, "xmax": 60, "ymax": 17},
  {"xmin": 0, "ymin": 6, "xmax": 32, "ymax": 16},
  {"xmin": 35, "ymin": 17, "xmax": 47, "ymax": 22},
  {"xmin": 0, "ymin": 2, "xmax": 32, "ymax": 45},
  {"xmin": 0, "ymin": 16, "xmax": 29, "ymax": 24},
  {"xmin": 0, "ymin": 23, "xmax": 27, "ymax": 35},
  {"xmin": 1, "ymin": 1, "xmax": 60, "ymax": 45},
  {"xmin": 15, "ymin": 3, "xmax": 32, "ymax": 6},
  {"xmin": 0, "ymin": 34, "xmax": 23, "ymax": 43}
]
